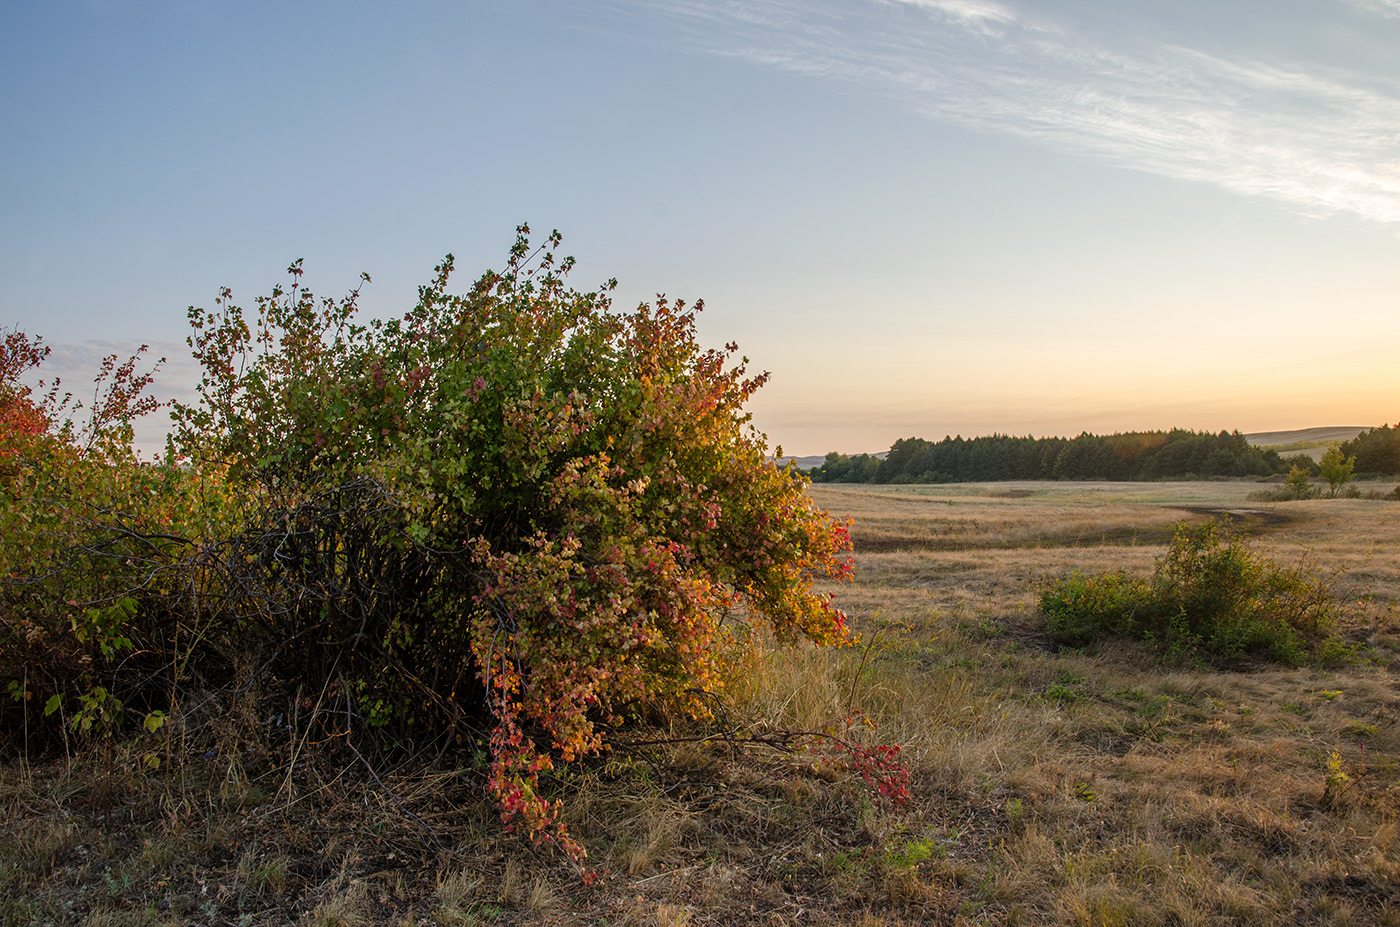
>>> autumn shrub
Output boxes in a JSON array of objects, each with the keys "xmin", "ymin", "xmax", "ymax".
[
  {"xmin": 165, "ymin": 227, "xmax": 854, "ymax": 855},
  {"xmin": 1, "ymin": 230, "xmax": 855, "ymax": 856},
  {"xmin": 0, "ymin": 329, "xmax": 238, "ymax": 750},
  {"xmin": 1041, "ymin": 521, "xmax": 1343, "ymax": 664}
]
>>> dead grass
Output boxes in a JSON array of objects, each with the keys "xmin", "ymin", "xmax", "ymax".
[
  {"xmin": 796, "ymin": 481, "xmax": 1400, "ymax": 926},
  {"xmin": 3, "ymin": 479, "xmax": 1398, "ymax": 925}
]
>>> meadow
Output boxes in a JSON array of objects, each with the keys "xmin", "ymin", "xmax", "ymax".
[{"xmin": 3, "ymin": 479, "xmax": 1398, "ymax": 925}]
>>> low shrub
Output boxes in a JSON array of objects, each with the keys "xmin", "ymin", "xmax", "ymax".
[
  {"xmin": 1040, "ymin": 571, "xmax": 1151, "ymax": 644},
  {"xmin": 1041, "ymin": 521, "xmax": 1344, "ymax": 664},
  {"xmin": 1247, "ymin": 465, "xmax": 1318, "ymax": 502}
]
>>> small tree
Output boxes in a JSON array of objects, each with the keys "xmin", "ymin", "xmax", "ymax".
[
  {"xmin": 1318, "ymin": 447, "xmax": 1355, "ymax": 498},
  {"xmin": 1282, "ymin": 464, "xmax": 1317, "ymax": 500},
  {"xmin": 1282, "ymin": 452, "xmax": 1318, "ymax": 476}
]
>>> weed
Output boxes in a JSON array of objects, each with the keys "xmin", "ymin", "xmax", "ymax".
[
  {"xmin": 650, "ymin": 901, "xmax": 693, "ymax": 927},
  {"xmin": 436, "ymin": 867, "xmax": 483, "ymax": 909},
  {"xmin": 101, "ymin": 865, "xmax": 133, "ymax": 896},
  {"xmin": 134, "ymin": 838, "xmax": 180, "ymax": 876},
  {"xmin": 523, "ymin": 877, "xmax": 557, "ymax": 916},
  {"xmin": 237, "ymin": 848, "xmax": 290, "ymax": 896},
  {"xmin": 1323, "ymin": 750, "xmax": 1351, "ymax": 809},
  {"xmin": 496, "ymin": 858, "xmax": 523, "ymax": 907},
  {"xmin": 305, "ymin": 879, "xmax": 370, "ymax": 927},
  {"xmin": 884, "ymin": 836, "xmax": 941, "ymax": 872}
]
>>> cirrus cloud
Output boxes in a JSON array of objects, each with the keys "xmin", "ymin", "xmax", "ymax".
[{"xmin": 618, "ymin": 0, "xmax": 1400, "ymax": 226}]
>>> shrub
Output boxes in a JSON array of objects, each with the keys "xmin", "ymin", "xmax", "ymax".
[
  {"xmin": 167, "ymin": 227, "xmax": 854, "ymax": 855},
  {"xmin": 1041, "ymin": 521, "xmax": 1343, "ymax": 664},
  {"xmin": 1248, "ymin": 465, "xmax": 1318, "ymax": 502},
  {"xmin": 1283, "ymin": 464, "xmax": 1318, "ymax": 499},
  {"xmin": 1040, "ymin": 571, "xmax": 1152, "ymax": 645},
  {"xmin": 1282, "ymin": 452, "xmax": 1319, "ymax": 476},
  {"xmin": 3, "ymin": 233, "xmax": 857, "ymax": 858},
  {"xmin": 0, "ymin": 330, "xmax": 231, "ymax": 751}
]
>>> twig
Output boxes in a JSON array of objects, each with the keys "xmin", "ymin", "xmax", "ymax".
[{"xmin": 339, "ymin": 691, "xmax": 445, "ymax": 852}]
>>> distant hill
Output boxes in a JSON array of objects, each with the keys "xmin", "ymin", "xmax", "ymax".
[
  {"xmin": 778, "ymin": 452, "xmax": 887, "ymax": 471},
  {"xmin": 1244, "ymin": 427, "xmax": 1370, "ymax": 462},
  {"xmin": 1243, "ymin": 426, "xmax": 1369, "ymax": 447},
  {"xmin": 778, "ymin": 455, "xmax": 828, "ymax": 471}
]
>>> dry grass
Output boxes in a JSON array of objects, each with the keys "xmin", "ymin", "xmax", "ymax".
[
  {"xmin": 3, "ymin": 479, "xmax": 1398, "ymax": 924},
  {"xmin": 797, "ymin": 481, "xmax": 1400, "ymax": 926}
]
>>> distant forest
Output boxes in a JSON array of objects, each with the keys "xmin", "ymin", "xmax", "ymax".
[
  {"xmin": 806, "ymin": 429, "xmax": 1294, "ymax": 484},
  {"xmin": 1340, "ymin": 423, "xmax": 1400, "ymax": 476}
]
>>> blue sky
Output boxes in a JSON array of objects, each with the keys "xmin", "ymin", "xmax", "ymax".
[{"xmin": 4, "ymin": 0, "xmax": 1399, "ymax": 456}]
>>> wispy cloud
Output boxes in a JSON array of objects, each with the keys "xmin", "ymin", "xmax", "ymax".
[
  {"xmin": 1343, "ymin": 0, "xmax": 1400, "ymax": 18},
  {"xmin": 623, "ymin": 0, "xmax": 1400, "ymax": 225},
  {"xmin": 884, "ymin": 0, "xmax": 1017, "ymax": 32}
]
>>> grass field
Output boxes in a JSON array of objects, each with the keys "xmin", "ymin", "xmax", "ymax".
[{"xmin": 3, "ymin": 481, "xmax": 1398, "ymax": 925}]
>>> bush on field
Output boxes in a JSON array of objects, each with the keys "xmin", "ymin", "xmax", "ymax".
[
  {"xmin": 1248, "ymin": 464, "xmax": 1318, "ymax": 502},
  {"xmin": 1318, "ymin": 447, "xmax": 1356, "ymax": 498},
  {"xmin": 2, "ymin": 229, "xmax": 855, "ymax": 858},
  {"xmin": 1041, "ymin": 521, "xmax": 1343, "ymax": 664}
]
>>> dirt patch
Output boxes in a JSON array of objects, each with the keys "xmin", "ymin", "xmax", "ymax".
[
  {"xmin": 1170, "ymin": 505, "xmax": 1292, "ymax": 534},
  {"xmin": 850, "ymin": 504, "xmax": 1292, "ymax": 554},
  {"xmin": 853, "ymin": 525, "xmax": 1177, "ymax": 554}
]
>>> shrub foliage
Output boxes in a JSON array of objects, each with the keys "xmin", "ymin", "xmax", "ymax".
[
  {"xmin": 1, "ymin": 229, "xmax": 855, "ymax": 857},
  {"xmin": 1041, "ymin": 521, "xmax": 1343, "ymax": 664},
  {"xmin": 0, "ymin": 327, "xmax": 206, "ymax": 742}
]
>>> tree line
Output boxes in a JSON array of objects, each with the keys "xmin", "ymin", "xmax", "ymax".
[
  {"xmin": 1339, "ymin": 423, "xmax": 1400, "ymax": 476},
  {"xmin": 806, "ymin": 429, "xmax": 1293, "ymax": 484}
]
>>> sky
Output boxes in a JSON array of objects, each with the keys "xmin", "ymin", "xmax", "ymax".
[{"xmin": 3, "ymin": 0, "xmax": 1399, "ymax": 457}]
